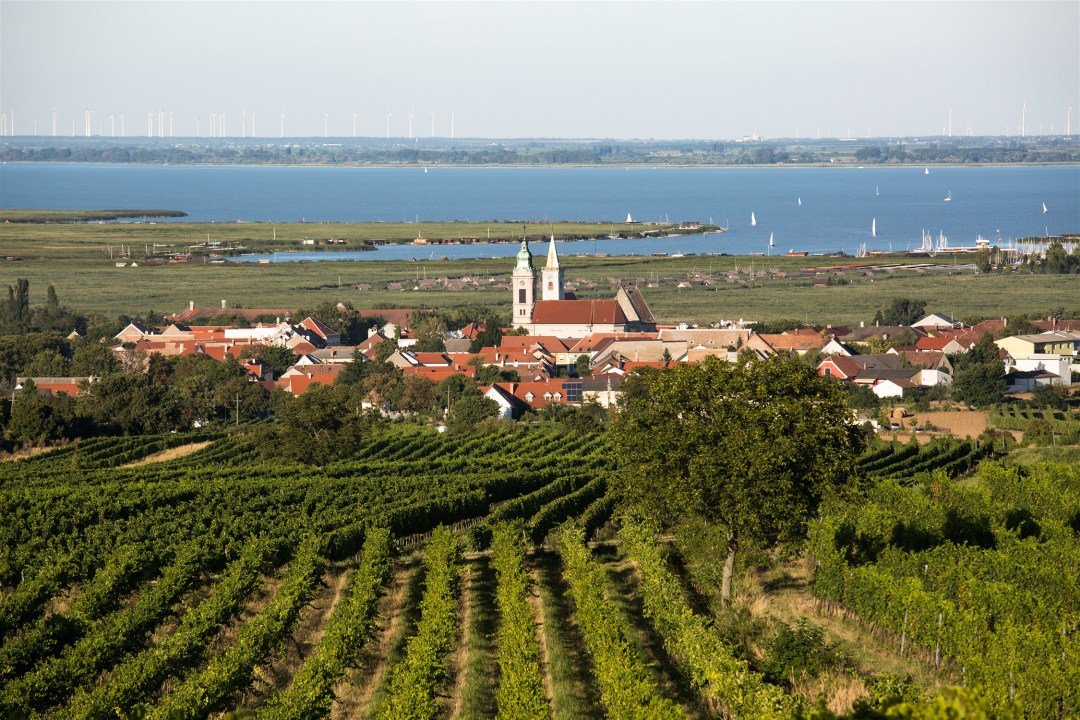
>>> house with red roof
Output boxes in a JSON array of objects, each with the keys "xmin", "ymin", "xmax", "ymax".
[
  {"xmin": 399, "ymin": 365, "xmax": 478, "ymax": 383},
  {"xmin": 15, "ymin": 377, "xmax": 95, "ymax": 397},
  {"xmin": 277, "ymin": 364, "xmax": 345, "ymax": 395},
  {"xmin": 915, "ymin": 336, "xmax": 969, "ymax": 354},
  {"xmin": 757, "ymin": 329, "xmax": 825, "ymax": 355}
]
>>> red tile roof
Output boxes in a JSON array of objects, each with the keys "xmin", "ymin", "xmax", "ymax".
[
  {"xmin": 758, "ymin": 330, "xmax": 825, "ymax": 352},
  {"xmin": 400, "ymin": 366, "xmax": 478, "ymax": 382},
  {"xmin": 915, "ymin": 336, "xmax": 954, "ymax": 351},
  {"xmin": 300, "ymin": 316, "xmax": 339, "ymax": 340},
  {"xmin": 531, "ymin": 300, "xmax": 627, "ymax": 326},
  {"xmin": 491, "ymin": 380, "xmax": 571, "ymax": 409},
  {"xmin": 568, "ymin": 333, "xmax": 659, "ymax": 353},
  {"xmin": 498, "ymin": 335, "xmax": 573, "ymax": 353},
  {"xmin": 277, "ymin": 364, "xmax": 345, "ymax": 394},
  {"xmin": 818, "ymin": 355, "xmax": 862, "ymax": 379}
]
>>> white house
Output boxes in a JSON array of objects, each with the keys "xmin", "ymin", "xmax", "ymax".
[
  {"xmin": 821, "ymin": 338, "xmax": 853, "ymax": 356},
  {"xmin": 483, "ymin": 385, "xmax": 521, "ymax": 420},
  {"xmin": 911, "ymin": 312, "xmax": 960, "ymax": 330},
  {"xmin": 871, "ymin": 378, "xmax": 915, "ymax": 399},
  {"xmin": 1005, "ymin": 354, "xmax": 1072, "ymax": 386}
]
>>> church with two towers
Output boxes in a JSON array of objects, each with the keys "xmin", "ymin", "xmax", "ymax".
[{"xmin": 509, "ymin": 235, "xmax": 656, "ymax": 338}]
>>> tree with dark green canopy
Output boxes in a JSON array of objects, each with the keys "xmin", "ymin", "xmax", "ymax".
[
  {"xmin": 873, "ymin": 297, "xmax": 927, "ymax": 327},
  {"xmin": 611, "ymin": 355, "xmax": 862, "ymax": 603}
]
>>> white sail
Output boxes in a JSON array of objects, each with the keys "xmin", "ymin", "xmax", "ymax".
[
  {"xmin": 1042, "ymin": 202, "xmax": 1049, "ymax": 214},
  {"xmin": 871, "ymin": 218, "xmax": 877, "ymax": 237},
  {"xmin": 751, "ymin": 212, "xmax": 756, "ymax": 227},
  {"xmin": 875, "ymin": 186, "xmax": 879, "ymax": 196},
  {"xmin": 944, "ymin": 190, "xmax": 952, "ymax": 202},
  {"xmin": 769, "ymin": 232, "xmax": 774, "ymax": 247},
  {"xmin": 924, "ymin": 167, "xmax": 930, "ymax": 175},
  {"xmin": 797, "ymin": 197, "xmax": 802, "ymax": 206},
  {"xmin": 626, "ymin": 213, "xmax": 633, "ymax": 223}
]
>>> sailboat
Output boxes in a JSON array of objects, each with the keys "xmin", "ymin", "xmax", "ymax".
[
  {"xmin": 626, "ymin": 213, "xmax": 634, "ymax": 223},
  {"xmin": 875, "ymin": 186, "xmax": 880, "ymax": 196},
  {"xmin": 423, "ymin": 167, "xmax": 428, "ymax": 174},
  {"xmin": 797, "ymin": 197, "xmax": 802, "ymax": 206},
  {"xmin": 924, "ymin": 167, "xmax": 930, "ymax": 175},
  {"xmin": 751, "ymin": 212, "xmax": 757, "ymax": 227},
  {"xmin": 768, "ymin": 232, "xmax": 774, "ymax": 254},
  {"xmin": 871, "ymin": 218, "xmax": 877, "ymax": 237},
  {"xmin": 944, "ymin": 190, "xmax": 952, "ymax": 202},
  {"xmin": 1042, "ymin": 202, "xmax": 1049, "ymax": 214}
]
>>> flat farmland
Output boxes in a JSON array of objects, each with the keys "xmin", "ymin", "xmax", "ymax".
[{"xmin": 0, "ymin": 221, "xmax": 1075, "ymax": 324}]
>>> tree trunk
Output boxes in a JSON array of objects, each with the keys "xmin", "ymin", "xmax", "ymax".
[{"xmin": 721, "ymin": 530, "xmax": 738, "ymax": 605}]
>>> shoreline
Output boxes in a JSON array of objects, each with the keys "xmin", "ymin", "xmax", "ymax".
[{"xmin": 3, "ymin": 160, "xmax": 1079, "ymax": 170}]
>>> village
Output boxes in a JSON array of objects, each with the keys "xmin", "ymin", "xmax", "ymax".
[{"xmin": 16, "ymin": 235, "xmax": 1078, "ymax": 430}]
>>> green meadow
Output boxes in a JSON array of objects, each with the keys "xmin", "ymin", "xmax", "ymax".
[{"xmin": 0, "ymin": 221, "xmax": 1074, "ymax": 325}]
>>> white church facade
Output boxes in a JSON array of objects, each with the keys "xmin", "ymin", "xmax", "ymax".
[{"xmin": 511, "ymin": 236, "xmax": 656, "ymax": 338}]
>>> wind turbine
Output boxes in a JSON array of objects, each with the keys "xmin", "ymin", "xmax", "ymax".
[
  {"xmin": 280, "ymin": 110, "xmax": 286, "ymax": 138},
  {"xmin": 324, "ymin": 113, "xmax": 329, "ymax": 138},
  {"xmin": 352, "ymin": 112, "xmax": 357, "ymax": 138},
  {"xmin": 147, "ymin": 111, "xmax": 153, "ymax": 137},
  {"xmin": 430, "ymin": 112, "xmax": 435, "ymax": 137},
  {"xmin": 85, "ymin": 107, "xmax": 92, "ymax": 137},
  {"xmin": 408, "ymin": 108, "xmax": 414, "ymax": 139},
  {"xmin": 242, "ymin": 109, "xmax": 247, "ymax": 138},
  {"xmin": 197, "ymin": 117, "xmax": 201, "ymax": 137},
  {"xmin": 169, "ymin": 112, "xmax": 174, "ymax": 137},
  {"xmin": 450, "ymin": 111, "xmax": 455, "ymax": 140},
  {"xmin": 51, "ymin": 109, "xmax": 57, "ymax": 137},
  {"xmin": 110, "ymin": 114, "xmax": 115, "ymax": 137},
  {"xmin": 120, "ymin": 114, "xmax": 124, "ymax": 137},
  {"xmin": 251, "ymin": 112, "xmax": 256, "ymax": 137},
  {"xmin": 220, "ymin": 112, "xmax": 226, "ymax": 137},
  {"xmin": 386, "ymin": 111, "xmax": 392, "ymax": 138},
  {"xmin": 159, "ymin": 109, "xmax": 165, "ymax": 138}
]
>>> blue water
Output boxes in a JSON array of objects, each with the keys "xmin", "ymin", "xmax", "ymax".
[{"xmin": 1, "ymin": 163, "xmax": 1077, "ymax": 257}]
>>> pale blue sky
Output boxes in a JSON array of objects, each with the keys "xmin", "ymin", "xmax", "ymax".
[{"xmin": 2, "ymin": 1, "xmax": 1077, "ymax": 139}]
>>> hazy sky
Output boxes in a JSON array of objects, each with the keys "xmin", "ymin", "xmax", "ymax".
[{"xmin": 2, "ymin": 1, "xmax": 1077, "ymax": 139}]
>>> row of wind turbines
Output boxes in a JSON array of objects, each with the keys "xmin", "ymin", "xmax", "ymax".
[{"xmin": 0, "ymin": 108, "xmax": 461, "ymax": 140}]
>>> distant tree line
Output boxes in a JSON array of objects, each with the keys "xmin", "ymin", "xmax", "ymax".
[{"xmin": 6, "ymin": 137, "xmax": 1074, "ymax": 165}]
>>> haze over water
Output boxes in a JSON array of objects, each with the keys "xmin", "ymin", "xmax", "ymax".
[{"xmin": 1, "ymin": 163, "xmax": 1076, "ymax": 258}]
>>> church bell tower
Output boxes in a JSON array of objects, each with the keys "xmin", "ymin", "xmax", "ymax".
[
  {"xmin": 541, "ymin": 234, "xmax": 564, "ymax": 301},
  {"xmin": 512, "ymin": 235, "xmax": 536, "ymax": 327}
]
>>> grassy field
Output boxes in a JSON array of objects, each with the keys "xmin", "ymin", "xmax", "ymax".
[
  {"xmin": 1, "ymin": 221, "xmax": 1075, "ymax": 324},
  {"xmin": 0, "ymin": 209, "xmax": 189, "ymax": 223},
  {"xmin": 0, "ymin": 218, "xmax": 713, "ymax": 252}
]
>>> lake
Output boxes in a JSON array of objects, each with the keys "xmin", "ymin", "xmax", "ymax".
[{"xmin": 1, "ymin": 163, "xmax": 1076, "ymax": 257}]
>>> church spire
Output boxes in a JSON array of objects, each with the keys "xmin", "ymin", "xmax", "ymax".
[
  {"xmin": 540, "ymin": 233, "xmax": 564, "ymax": 301},
  {"xmin": 515, "ymin": 235, "xmax": 533, "ymax": 270},
  {"xmin": 545, "ymin": 234, "xmax": 560, "ymax": 269}
]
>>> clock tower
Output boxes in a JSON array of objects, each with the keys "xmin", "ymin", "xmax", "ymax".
[{"xmin": 512, "ymin": 236, "xmax": 536, "ymax": 327}]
